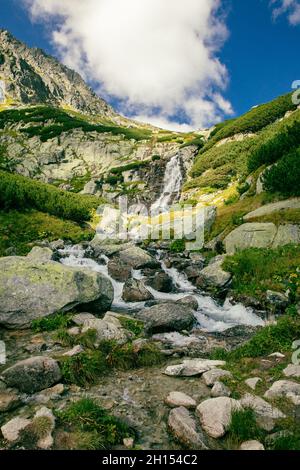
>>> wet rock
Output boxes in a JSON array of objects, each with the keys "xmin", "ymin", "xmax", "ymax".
[
  {"xmin": 136, "ymin": 303, "xmax": 195, "ymax": 335},
  {"xmin": 164, "ymin": 359, "xmax": 226, "ymax": 377},
  {"xmin": 0, "ymin": 253, "xmax": 113, "ymax": 328},
  {"xmin": 196, "ymin": 256, "xmax": 231, "ymax": 290},
  {"xmin": 0, "ymin": 390, "xmax": 21, "ymax": 413},
  {"xmin": 196, "ymin": 397, "xmax": 242, "ymax": 438},
  {"xmin": 119, "ymin": 246, "xmax": 159, "ymax": 269},
  {"xmin": 202, "ymin": 369, "xmax": 232, "ymax": 387},
  {"xmin": 211, "ymin": 382, "xmax": 231, "ymax": 398},
  {"xmin": 108, "ymin": 260, "xmax": 131, "ymax": 282},
  {"xmin": 176, "ymin": 296, "xmax": 199, "ymax": 311},
  {"xmin": 265, "ymin": 290, "xmax": 289, "ymax": 312},
  {"xmin": 1, "ymin": 356, "xmax": 62, "ymax": 394},
  {"xmin": 264, "ymin": 380, "xmax": 300, "ymax": 404},
  {"xmin": 1, "ymin": 417, "xmax": 31, "ymax": 442},
  {"xmin": 245, "ymin": 377, "xmax": 262, "ymax": 391},
  {"xmin": 168, "ymin": 407, "xmax": 208, "ymax": 449},
  {"xmin": 283, "ymin": 364, "xmax": 300, "ymax": 378},
  {"xmin": 49, "ymin": 239, "xmax": 65, "ymax": 251},
  {"xmin": 165, "ymin": 392, "xmax": 197, "ymax": 409},
  {"xmin": 145, "ymin": 272, "xmax": 174, "ymax": 293},
  {"xmin": 240, "ymin": 440, "xmax": 265, "ymax": 451},
  {"xmin": 122, "ymin": 279, "xmax": 154, "ymax": 302},
  {"xmin": 152, "ymin": 332, "xmax": 211, "ymax": 355},
  {"xmin": 240, "ymin": 394, "xmax": 285, "ymax": 431}
]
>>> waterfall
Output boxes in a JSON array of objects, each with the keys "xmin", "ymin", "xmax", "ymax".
[{"xmin": 150, "ymin": 154, "xmax": 183, "ymax": 215}]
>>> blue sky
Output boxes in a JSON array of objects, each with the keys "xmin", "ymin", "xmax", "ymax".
[{"xmin": 0, "ymin": 0, "xmax": 299, "ymax": 130}]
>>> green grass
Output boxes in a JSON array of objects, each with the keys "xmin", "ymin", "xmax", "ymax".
[
  {"xmin": 0, "ymin": 170, "xmax": 102, "ymax": 222},
  {"xmin": 0, "ymin": 209, "xmax": 94, "ymax": 256},
  {"xmin": 227, "ymin": 408, "xmax": 265, "ymax": 443},
  {"xmin": 59, "ymin": 340, "xmax": 164, "ymax": 387},
  {"xmin": 57, "ymin": 398, "xmax": 135, "ymax": 450},
  {"xmin": 223, "ymin": 245, "xmax": 300, "ymax": 300},
  {"xmin": 169, "ymin": 239, "xmax": 186, "ymax": 253},
  {"xmin": 31, "ymin": 312, "xmax": 73, "ymax": 332},
  {"xmin": 117, "ymin": 317, "xmax": 144, "ymax": 337},
  {"xmin": 262, "ymin": 147, "xmax": 300, "ymax": 197},
  {"xmin": 0, "ymin": 106, "xmax": 152, "ymax": 142}
]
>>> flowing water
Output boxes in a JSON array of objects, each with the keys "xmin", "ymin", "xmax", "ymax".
[
  {"xmin": 59, "ymin": 245, "xmax": 264, "ymax": 333},
  {"xmin": 150, "ymin": 154, "xmax": 183, "ymax": 215}
]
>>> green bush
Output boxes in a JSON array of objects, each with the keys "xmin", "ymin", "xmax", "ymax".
[
  {"xmin": 31, "ymin": 312, "xmax": 73, "ymax": 332},
  {"xmin": 0, "ymin": 170, "xmax": 101, "ymax": 222},
  {"xmin": 227, "ymin": 408, "xmax": 264, "ymax": 443},
  {"xmin": 151, "ymin": 154, "xmax": 161, "ymax": 161},
  {"xmin": 110, "ymin": 160, "xmax": 149, "ymax": 175},
  {"xmin": 170, "ymin": 239, "xmax": 186, "ymax": 253},
  {"xmin": 262, "ymin": 148, "xmax": 300, "ymax": 197}
]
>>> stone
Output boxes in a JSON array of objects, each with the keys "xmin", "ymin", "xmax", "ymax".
[
  {"xmin": 136, "ymin": 303, "xmax": 195, "ymax": 335},
  {"xmin": 1, "ymin": 417, "xmax": 31, "ymax": 442},
  {"xmin": 119, "ymin": 246, "xmax": 159, "ymax": 269},
  {"xmin": 1, "ymin": 356, "xmax": 62, "ymax": 394},
  {"xmin": 0, "ymin": 254, "xmax": 113, "ymax": 328},
  {"xmin": 165, "ymin": 392, "xmax": 197, "ymax": 409},
  {"xmin": 211, "ymin": 382, "xmax": 231, "ymax": 398},
  {"xmin": 108, "ymin": 260, "xmax": 131, "ymax": 282},
  {"xmin": 225, "ymin": 223, "xmax": 277, "ymax": 254},
  {"xmin": 196, "ymin": 256, "xmax": 231, "ymax": 289},
  {"xmin": 283, "ymin": 364, "xmax": 300, "ymax": 378},
  {"xmin": 202, "ymin": 369, "xmax": 232, "ymax": 387},
  {"xmin": 196, "ymin": 397, "xmax": 242, "ymax": 438},
  {"xmin": 123, "ymin": 437, "xmax": 134, "ymax": 449},
  {"xmin": 265, "ymin": 290, "xmax": 289, "ymax": 311},
  {"xmin": 240, "ymin": 440, "xmax": 265, "ymax": 451},
  {"xmin": 0, "ymin": 390, "xmax": 21, "ymax": 413},
  {"xmin": 244, "ymin": 198, "xmax": 300, "ymax": 221},
  {"xmin": 240, "ymin": 394, "xmax": 285, "ymax": 431},
  {"xmin": 72, "ymin": 313, "xmax": 96, "ymax": 325},
  {"xmin": 81, "ymin": 313, "xmax": 132, "ymax": 345},
  {"xmin": 272, "ymin": 224, "xmax": 300, "ymax": 248},
  {"xmin": 49, "ymin": 239, "xmax": 65, "ymax": 251},
  {"xmin": 176, "ymin": 296, "xmax": 199, "ymax": 311},
  {"xmin": 164, "ymin": 359, "xmax": 226, "ymax": 377},
  {"xmin": 264, "ymin": 380, "xmax": 300, "ymax": 404},
  {"xmin": 269, "ymin": 352, "xmax": 285, "ymax": 358},
  {"xmin": 145, "ymin": 272, "xmax": 174, "ymax": 293},
  {"xmin": 34, "ymin": 407, "xmax": 55, "ymax": 450},
  {"xmin": 122, "ymin": 279, "xmax": 154, "ymax": 302},
  {"xmin": 245, "ymin": 377, "xmax": 262, "ymax": 391},
  {"xmin": 27, "ymin": 246, "xmax": 53, "ymax": 262},
  {"xmin": 32, "ymin": 384, "xmax": 65, "ymax": 404},
  {"xmin": 168, "ymin": 407, "xmax": 208, "ymax": 449},
  {"xmin": 63, "ymin": 345, "xmax": 84, "ymax": 357}
]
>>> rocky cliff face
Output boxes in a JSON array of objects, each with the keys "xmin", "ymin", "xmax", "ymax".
[{"xmin": 0, "ymin": 29, "xmax": 114, "ymax": 118}]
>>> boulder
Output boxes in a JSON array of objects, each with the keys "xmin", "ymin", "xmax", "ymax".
[
  {"xmin": 264, "ymin": 380, "xmax": 300, "ymax": 405},
  {"xmin": 164, "ymin": 359, "xmax": 226, "ymax": 377},
  {"xmin": 265, "ymin": 290, "xmax": 289, "ymax": 312},
  {"xmin": 272, "ymin": 224, "xmax": 300, "ymax": 247},
  {"xmin": 225, "ymin": 223, "xmax": 277, "ymax": 254},
  {"xmin": 122, "ymin": 279, "xmax": 154, "ymax": 302},
  {"xmin": 145, "ymin": 272, "xmax": 174, "ymax": 293},
  {"xmin": 240, "ymin": 393, "xmax": 285, "ymax": 431},
  {"xmin": 196, "ymin": 397, "xmax": 242, "ymax": 438},
  {"xmin": 168, "ymin": 407, "xmax": 208, "ymax": 449},
  {"xmin": 211, "ymin": 382, "xmax": 231, "ymax": 398},
  {"xmin": 1, "ymin": 417, "xmax": 31, "ymax": 442},
  {"xmin": 108, "ymin": 260, "xmax": 131, "ymax": 282},
  {"xmin": 1, "ymin": 356, "xmax": 62, "ymax": 394},
  {"xmin": 165, "ymin": 392, "xmax": 197, "ymax": 409},
  {"xmin": 196, "ymin": 256, "xmax": 231, "ymax": 289},
  {"xmin": 283, "ymin": 364, "xmax": 300, "ymax": 378},
  {"xmin": 80, "ymin": 313, "xmax": 132, "ymax": 345},
  {"xmin": 0, "ymin": 390, "xmax": 21, "ymax": 413},
  {"xmin": 136, "ymin": 303, "xmax": 195, "ymax": 334},
  {"xmin": 34, "ymin": 407, "xmax": 55, "ymax": 450},
  {"xmin": 240, "ymin": 440, "xmax": 265, "ymax": 451},
  {"xmin": 202, "ymin": 369, "xmax": 232, "ymax": 387},
  {"xmin": 0, "ymin": 253, "xmax": 113, "ymax": 329},
  {"xmin": 119, "ymin": 246, "xmax": 159, "ymax": 269},
  {"xmin": 27, "ymin": 246, "xmax": 53, "ymax": 262},
  {"xmin": 176, "ymin": 296, "xmax": 199, "ymax": 311},
  {"xmin": 244, "ymin": 198, "xmax": 300, "ymax": 221},
  {"xmin": 245, "ymin": 377, "xmax": 262, "ymax": 391}
]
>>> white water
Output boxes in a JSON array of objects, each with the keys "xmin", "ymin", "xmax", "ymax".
[
  {"xmin": 150, "ymin": 154, "xmax": 183, "ymax": 215},
  {"xmin": 59, "ymin": 245, "xmax": 264, "ymax": 333}
]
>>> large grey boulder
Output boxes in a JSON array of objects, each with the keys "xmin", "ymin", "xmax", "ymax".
[
  {"xmin": 0, "ymin": 250, "xmax": 113, "ymax": 328},
  {"xmin": 122, "ymin": 279, "xmax": 154, "ymax": 302},
  {"xmin": 168, "ymin": 407, "xmax": 208, "ymax": 449},
  {"xmin": 118, "ymin": 246, "xmax": 159, "ymax": 269},
  {"xmin": 73, "ymin": 312, "xmax": 132, "ymax": 345},
  {"xmin": 240, "ymin": 393, "xmax": 285, "ymax": 431},
  {"xmin": 135, "ymin": 302, "xmax": 195, "ymax": 334},
  {"xmin": 225, "ymin": 223, "xmax": 277, "ymax": 254},
  {"xmin": 165, "ymin": 392, "xmax": 197, "ymax": 409},
  {"xmin": 196, "ymin": 255, "xmax": 231, "ymax": 289},
  {"xmin": 196, "ymin": 397, "xmax": 242, "ymax": 438},
  {"xmin": 244, "ymin": 198, "xmax": 300, "ymax": 221},
  {"xmin": 1, "ymin": 356, "xmax": 62, "ymax": 394},
  {"xmin": 272, "ymin": 224, "xmax": 300, "ymax": 247},
  {"xmin": 264, "ymin": 380, "xmax": 300, "ymax": 405}
]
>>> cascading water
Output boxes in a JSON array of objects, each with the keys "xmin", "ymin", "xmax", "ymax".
[
  {"xmin": 150, "ymin": 154, "xmax": 183, "ymax": 215},
  {"xmin": 59, "ymin": 245, "xmax": 264, "ymax": 333}
]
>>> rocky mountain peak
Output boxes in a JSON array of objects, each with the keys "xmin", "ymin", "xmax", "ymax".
[{"xmin": 0, "ymin": 29, "xmax": 115, "ymax": 118}]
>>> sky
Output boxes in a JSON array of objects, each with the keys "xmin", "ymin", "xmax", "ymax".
[{"xmin": 0, "ymin": 0, "xmax": 299, "ymax": 131}]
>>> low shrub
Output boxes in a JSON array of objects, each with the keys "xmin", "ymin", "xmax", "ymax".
[{"xmin": 262, "ymin": 147, "xmax": 300, "ymax": 197}]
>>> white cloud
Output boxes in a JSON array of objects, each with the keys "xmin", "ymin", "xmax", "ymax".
[
  {"xmin": 270, "ymin": 0, "xmax": 300, "ymax": 25},
  {"xmin": 22, "ymin": 0, "xmax": 233, "ymax": 130}
]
